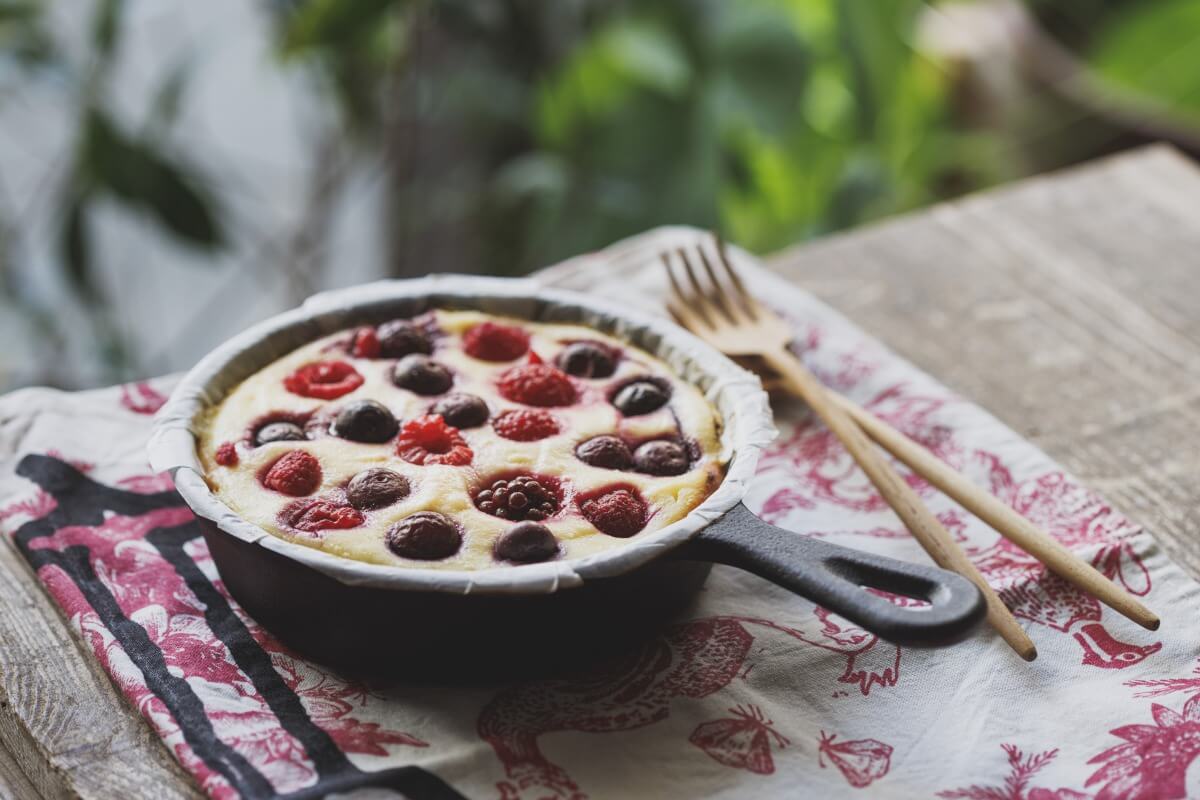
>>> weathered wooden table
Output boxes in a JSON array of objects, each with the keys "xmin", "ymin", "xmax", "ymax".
[{"xmin": 3, "ymin": 144, "xmax": 1199, "ymax": 798}]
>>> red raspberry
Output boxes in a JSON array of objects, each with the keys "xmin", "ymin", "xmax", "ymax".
[
  {"xmin": 497, "ymin": 363, "xmax": 576, "ymax": 407},
  {"xmin": 395, "ymin": 415, "xmax": 473, "ymax": 466},
  {"xmin": 214, "ymin": 441, "xmax": 239, "ymax": 466},
  {"xmin": 279, "ymin": 498, "xmax": 364, "ymax": 533},
  {"xmin": 463, "ymin": 321, "xmax": 530, "ymax": 362},
  {"xmin": 350, "ymin": 327, "xmax": 381, "ymax": 358},
  {"xmin": 580, "ymin": 486, "xmax": 647, "ymax": 538},
  {"xmin": 262, "ymin": 450, "xmax": 323, "ymax": 496},
  {"xmin": 492, "ymin": 409, "xmax": 560, "ymax": 442},
  {"xmin": 283, "ymin": 360, "xmax": 364, "ymax": 400}
]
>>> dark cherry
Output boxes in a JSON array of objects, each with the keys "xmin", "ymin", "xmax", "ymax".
[
  {"xmin": 255, "ymin": 421, "xmax": 306, "ymax": 446},
  {"xmin": 333, "ymin": 400, "xmax": 398, "ymax": 443},
  {"xmin": 475, "ymin": 476, "xmax": 558, "ymax": 521},
  {"xmin": 429, "ymin": 393, "xmax": 489, "ymax": 429},
  {"xmin": 377, "ymin": 319, "xmax": 432, "ymax": 358},
  {"xmin": 575, "ymin": 435, "xmax": 633, "ymax": 470},
  {"xmin": 495, "ymin": 522, "xmax": 559, "ymax": 564},
  {"xmin": 346, "ymin": 468, "xmax": 410, "ymax": 510},
  {"xmin": 386, "ymin": 512, "xmax": 461, "ymax": 560},
  {"xmin": 633, "ymin": 439, "xmax": 690, "ymax": 476},
  {"xmin": 392, "ymin": 355, "xmax": 453, "ymax": 396},
  {"xmin": 612, "ymin": 379, "xmax": 670, "ymax": 416},
  {"xmin": 556, "ymin": 342, "xmax": 616, "ymax": 379}
]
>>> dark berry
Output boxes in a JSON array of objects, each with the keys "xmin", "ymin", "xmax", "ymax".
[
  {"xmin": 386, "ymin": 512, "xmax": 461, "ymax": 560},
  {"xmin": 214, "ymin": 442, "xmax": 239, "ymax": 466},
  {"xmin": 495, "ymin": 522, "xmax": 559, "ymax": 563},
  {"xmin": 575, "ymin": 435, "xmax": 633, "ymax": 470},
  {"xmin": 395, "ymin": 415, "xmax": 473, "ymax": 466},
  {"xmin": 475, "ymin": 475, "xmax": 559, "ymax": 521},
  {"xmin": 262, "ymin": 451, "xmax": 322, "ymax": 496},
  {"xmin": 580, "ymin": 487, "xmax": 647, "ymax": 537},
  {"xmin": 255, "ymin": 422, "xmax": 306, "ymax": 446},
  {"xmin": 377, "ymin": 319, "xmax": 432, "ymax": 358},
  {"xmin": 333, "ymin": 399, "xmax": 398, "ymax": 443},
  {"xmin": 632, "ymin": 440, "xmax": 690, "ymax": 476},
  {"xmin": 280, "ymin": 498, "xmax": 364, "ymax": 533},
  {"xmin": 428, "ymin": 393, "xmax": 489, "ymax": 429},
  {"xmin": 556, "ymin": 342, "xmax": 617, "ymax": 378},
  {"xmin": 497, "ymin": 363, "xmax": 576, "ymax": 407},
  {"xmin": 346, "ymin": 468, "xmax": 410, "ymax": 510},
  {"xmin": 393, "ymin": 355, "xmax": 453, "ymax": 396},
  {"xmin": 283, "ymin": 361, "xmax": 364, "ymax": 400},
  {"xmin": 463, "ymin": 321, "xmax": 530, "ymax": 362},
  {"xmin": 493, "ymin": 409, "xmax": 560, "ymax": 442},
  {"xmin": 612, "ymin": 379, "xmax": 669, "ymax": 416}
]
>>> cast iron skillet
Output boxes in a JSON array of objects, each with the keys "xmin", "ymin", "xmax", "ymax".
[{"xmin": 154, "ymin": 278, "xmax": 986, "ymax": 680}]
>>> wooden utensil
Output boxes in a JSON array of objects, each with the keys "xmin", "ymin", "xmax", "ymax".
[
  {"xmin": 827, "ymin": 391, "xmax": 1158, "ymax": 630},
  {"xmin": 661, "ymin": 236, "xmax": 1038, "ymax": 660}
]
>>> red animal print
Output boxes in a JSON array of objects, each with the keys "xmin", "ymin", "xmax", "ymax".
[
  {"xmin": 938, "ymin": 744, "xmax": 1087, "ymax": 799},
  {"xmin": 1086, "ymin": 695, "xmax": 1200, "ymax": 800},
  {"xmin": 972, "ymin": 464, "xmax": 1160, "ymax": 670},
  {"xmin": 478, "ymin": 612, "xmax": 901, "ymax": 800},
  {"xmin": 817, "ymin": 731, "xmax": 892, "ymax": 789},
  {"xmin": 689, "ymin": 705, "xmax": 790, "ymax": 775},
  {"xmin": 758, "ymin": 384, "xmax": 961, "ymax": 516}
]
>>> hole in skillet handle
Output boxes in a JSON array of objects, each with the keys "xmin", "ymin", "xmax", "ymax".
[{"xmin": 678, "ymin": 503, "xmax": 987, "ymax": 647}]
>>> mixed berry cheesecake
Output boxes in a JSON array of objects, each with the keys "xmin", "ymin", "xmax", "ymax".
[{"xmin": 198, "ymin": 311, "xmax": 724, "ymax": 570}]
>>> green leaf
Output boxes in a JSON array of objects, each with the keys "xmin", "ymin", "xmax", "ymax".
[
  {"xmin": 61, "ymin": 197, "xmax": 96, "ymax": 301},
  {"xmin": 281, "ymin": 0, "xmax": 403, "ymax": 55},
  {"xmin": 84, "ymin": 109, "xmax": 224, "ymax": 250},
  {"xmin": 1089, "ymin": 0, "xmax": 1200, "ymax": 122},
  {"xmin": 536, "ymin": 18, "xmax": 691, "ymax": 147},
  {"xmin": 92, "ymin": 0, "xmax": 122, "ymax": 58}
]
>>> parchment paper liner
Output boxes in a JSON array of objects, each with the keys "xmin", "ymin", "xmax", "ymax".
[{"xmin": 148, "ymin": 273, "xmax": 774, "ymax": 594}]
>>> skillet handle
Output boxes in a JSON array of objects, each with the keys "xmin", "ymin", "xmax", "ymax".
[{"xmin": 680, "ymin": 503, "xmax": 986, "ymax": 647}]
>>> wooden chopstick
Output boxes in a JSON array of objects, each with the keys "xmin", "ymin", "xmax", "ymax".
[
  {"xmin": 763, "ymin": 350, "xmax": 1039, "ymax": 661},
  {"xmin": 827, "ymin": 392, "xmax": 1160, "ymax": 631}
]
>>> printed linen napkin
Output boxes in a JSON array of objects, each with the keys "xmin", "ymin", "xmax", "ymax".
[{"xmin": 1, "ymin": 227, "xmax": 1196, "ymax": 800}]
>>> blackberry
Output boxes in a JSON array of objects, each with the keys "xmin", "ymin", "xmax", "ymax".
[{"xmin": 475, "ymin": 475, "xmax": 558, "ymax": 521}]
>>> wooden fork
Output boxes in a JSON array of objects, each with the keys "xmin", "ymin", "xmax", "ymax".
[{"xmin": 662, "ymin": 237, "xmax": 1038, "ymax": 660}]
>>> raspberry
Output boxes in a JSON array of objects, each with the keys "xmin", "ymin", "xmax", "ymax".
[
  {"xmin": 580, "ymin": 486, "xmax": 647, "ymax": 537},
  {"xmin": 279, "ymin": 498, "xmax": 364, "ymax": 533},
  {"xmin": 463, "ymin": 321, "xmax": 529, "ymax": 362},
  {"xmin": 395, "ymin": 415, "xmax": 473, "ymax": 466},
  {"xmin": 283, "ymin": 360, "xmax": 364, "ymax": 400},
  {"xmin": 492, "ymin": 409, "xmax": 560, "ymax": 442},
  {"xmin": 214, "ymin": 441, "xmax": 239, "ymax": 466},
  {"xmin": 497, "ymin": 363, "xmax": 576, "ymax": 407},
  {"xmin": 475, "ymin": 475, "xmax": 559, "ymax": 521},
  {"xmin": 350, "ymin": 327, "xmax": 381, "ymax": 358},
  {"xmin": 262, "ymin": 450, "xmax": 323, "ymax": 496}
]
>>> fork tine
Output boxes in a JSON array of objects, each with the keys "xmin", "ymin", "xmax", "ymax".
[
  {"xmin": 678, "ymin": 246, "xmax": 740, "ymax": 326},
  {"xmin": 661, "ymin": 252, "xmax": 712, "ymax": 330},
  {"xmin": 676, "ymin": 247, "xmax": 725, "ymax": 325},
  {"xmin": 694, "ymin": 241, "xmax": 752, "ymax": 323},
  {"xmin": 713, "ymin": 234, "xmax": 761, "ymax": 318}
]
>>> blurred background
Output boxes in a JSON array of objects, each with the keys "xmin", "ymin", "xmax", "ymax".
[{"xmin": 2, "ymin": 0, "xmax": 1198, "ymax": 392}]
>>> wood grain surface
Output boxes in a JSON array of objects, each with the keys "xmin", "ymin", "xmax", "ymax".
[{"xmin": 2, "ymin": 144, "xmax": 1198, "ymax": 798}]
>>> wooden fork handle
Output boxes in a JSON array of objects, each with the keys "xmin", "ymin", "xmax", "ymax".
[
  {"xmin": 826, "ymin": 391, "xmax": 1160, "ymax": 631},
  {"xmin": 761, "ymin": 348, "xmax": 1037, "ymax": 661}
]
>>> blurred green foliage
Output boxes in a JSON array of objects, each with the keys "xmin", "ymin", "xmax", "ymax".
[
  {"xmin": 3, "ymin": 0, "xmax": 1200, "ymax": 387},
  {"xmin": 275, "ymin": 0, "xmax": 1004, "ymax": 272},
  {"xmin": 1088, "ymin": 0, "xmax": 1200, "ymax": 125}
]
